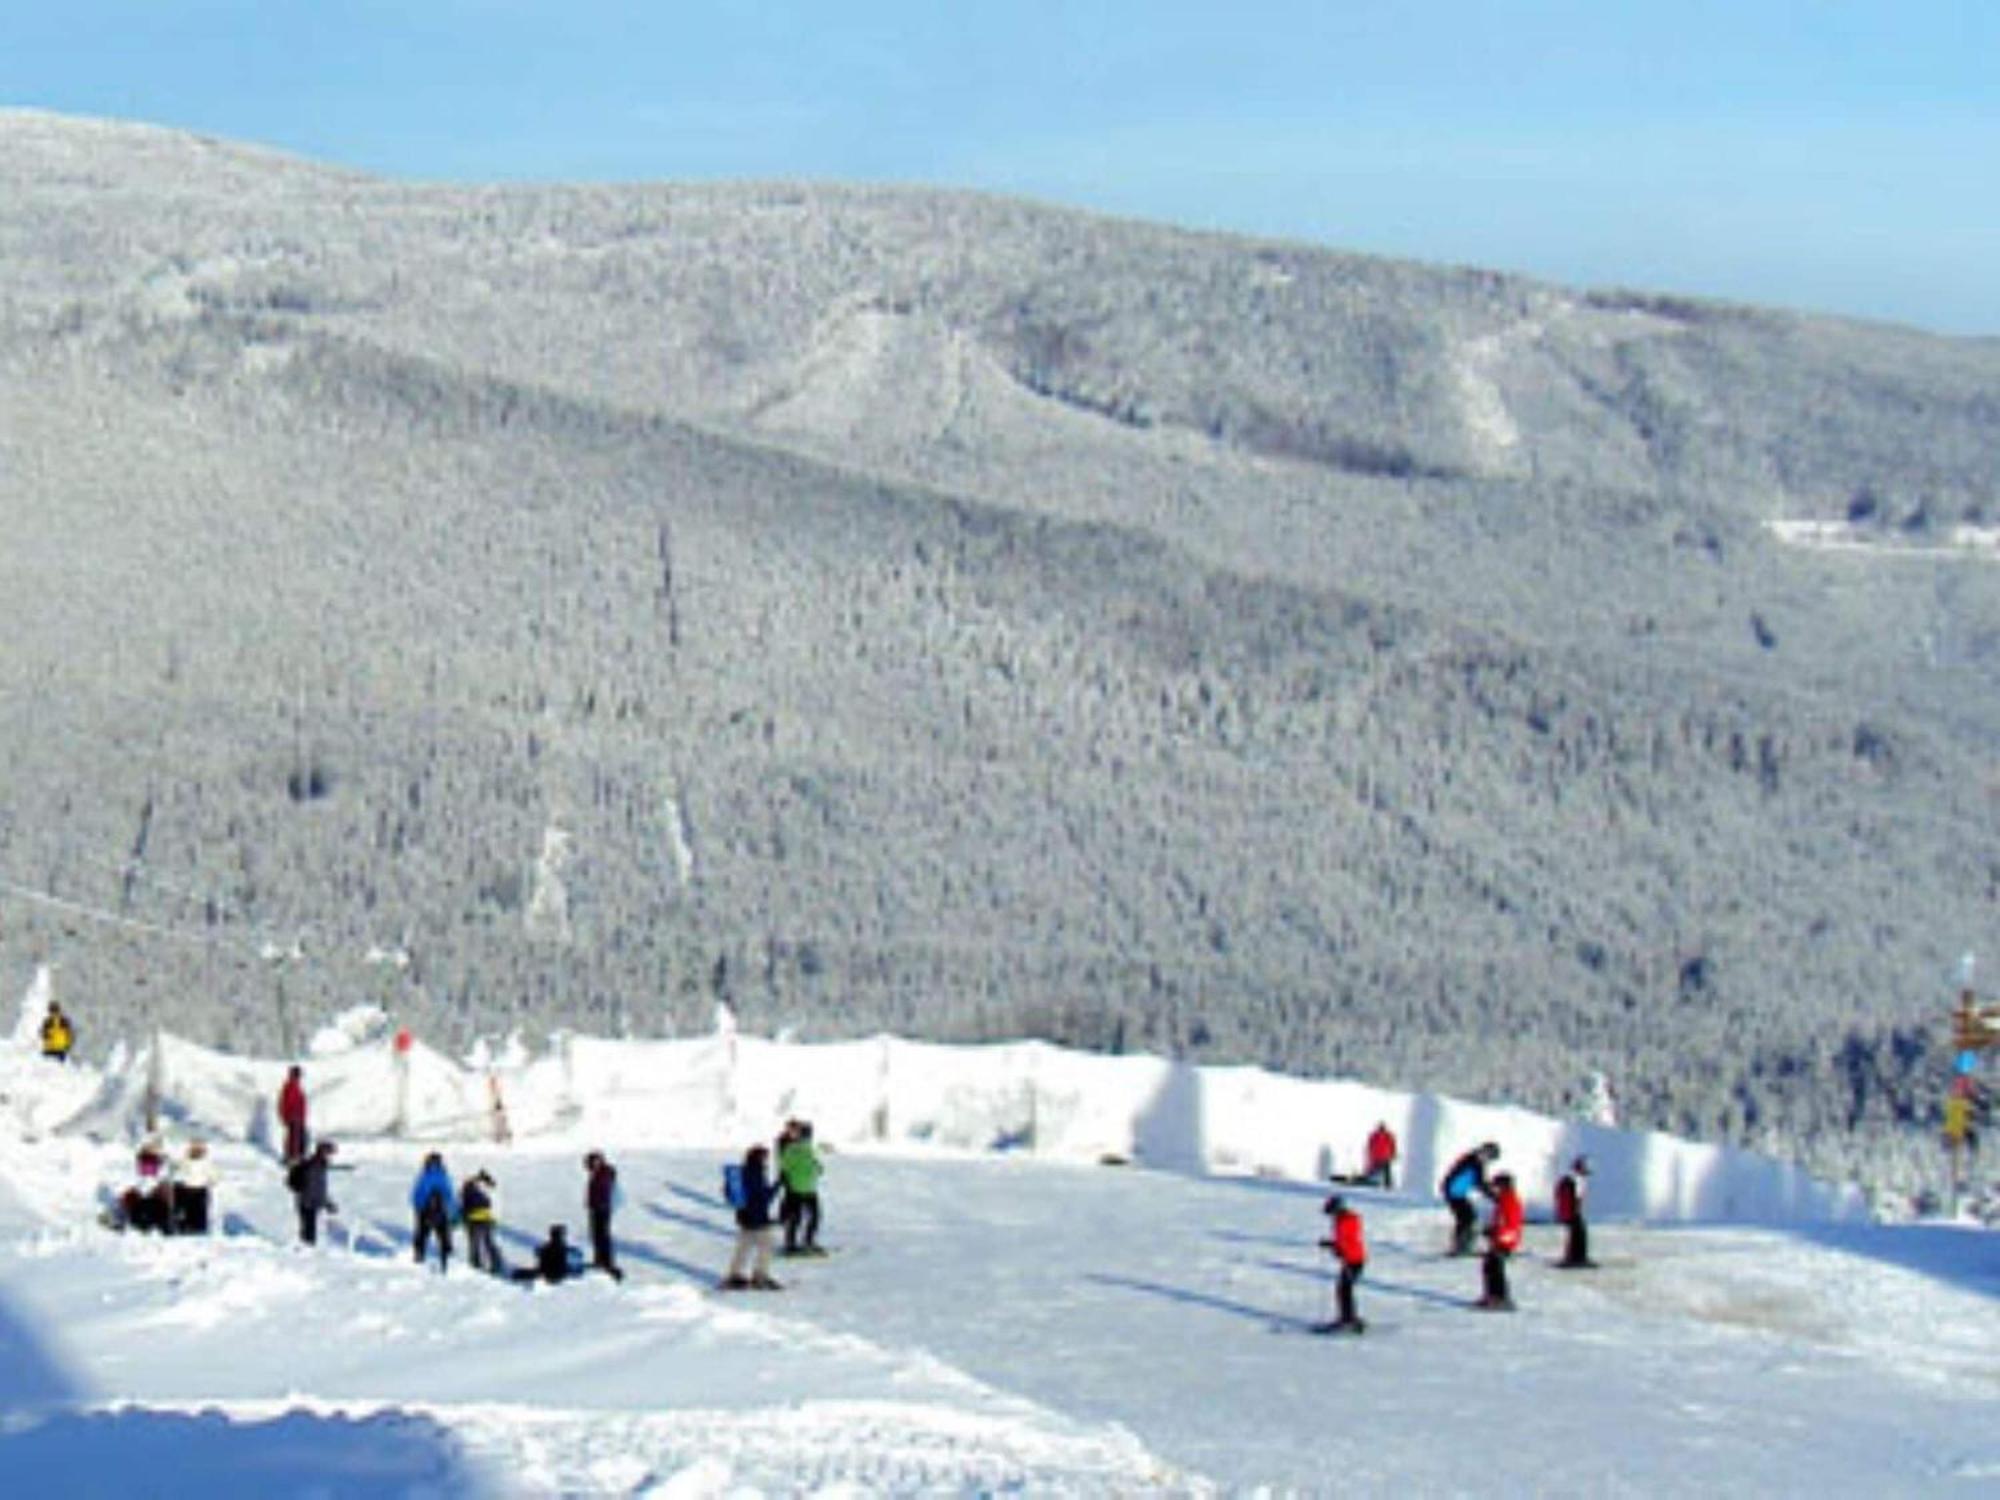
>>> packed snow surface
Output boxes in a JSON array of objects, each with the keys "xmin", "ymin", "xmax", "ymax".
[{"xmin": 0, "ymin": 1017, "xmax": 1992, "ymax": 1496}]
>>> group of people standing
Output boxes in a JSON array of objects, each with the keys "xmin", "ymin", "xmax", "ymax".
[
  {"xmin": 720, "ymin": 1117, "xmax": 826, "ymax": 1291},
  {"xmin": 1318, "ymin": 1134, "xmax": 1598, "ymax": 1331},
  {"xmin": 275, "ymin": 1065, "xmax": 625, "ymax": 1284}
]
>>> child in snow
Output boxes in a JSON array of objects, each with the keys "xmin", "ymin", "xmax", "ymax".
[
  {"xmin": 462, "ymin": 1169, "xmax": 503, "ymax": 1274},
  {"xmin": 584, "ymin": 1151, "xmax": 624, "ymax": 1281},
  {"xmin": 290, "ymin": 1141, "xmax": 337, "ymax": 1245},
  {"xmin": 1554, "ymin": 1155, "xmax": 1595, "ymax": 1269},
  {"xmin": 1439, "ymin": 1142, "xmax": 1500, "ymax": 1256},
  {"xmin": 778, "ymin": 1121, "xmax": 824, "ymax": 1256},
  {"xmin": 1479, "ymin": 1171, "xmax": 1525, "ymax": 1310},
  {"xmin": 119, "ymin": 1140, "xmax": 171, "ymax": 1233},
  {"xmin": 410, "ymin": 1152, "xmax": 459, "ymax": 1272},
  {"xmin": 511, "ymin": 1224, "xmax": 579, "ymax": 1286},
  {"xmin": 721, "ymin": 1144, "xmax": 782, "ymax": 1291},
  {"xmin": 171, "ymin": 1140, "xmax": 216, "ymax": 1234},
  {"xmin": 1319, "ymin": 1195, "xmax": 1368, "ymax": 1332}
]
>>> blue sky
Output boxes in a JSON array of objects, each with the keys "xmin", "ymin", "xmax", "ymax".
[{"xmin": 6, "ymin": 1, "xmax": 1997, "ymax": 334}]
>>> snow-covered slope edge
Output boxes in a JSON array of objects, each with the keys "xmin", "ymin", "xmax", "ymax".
[{"xmin": 21, "ymin": 1015, "xmax": 1862, "ymax": 1227}]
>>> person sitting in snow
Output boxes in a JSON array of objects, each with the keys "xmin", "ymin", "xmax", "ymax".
[
  {"xmin": 1554, "ymin": 1155, "xmax": 1596, "ymax": 1269},
  {"xmin": 720, "ymin": 1143, "xmax": 782, "ymax": 1291},
  {"xmin": 1319, "ymin": 1194, "xmax": 1368, "ymax": 1333},
  {"xmin": 171, "ymin": 1139, "xmax": 216, "ymax": 1235},
  {"xmin": 511, "ymin": 1224, "xmax": 579, "ymax": 1286},
  {"xmin": 1439, "ymin": 1142, "xmax": 1500, "ymax": 1256},
  {"xmin": 1478, "ymin": 1171, "xmax": 1525, "ymax": 1311},
  {"xmin": 778, "ymin": 1121, "xmax": 824, "ymax": 1256},
  {"xmin": 39, "ymin": 1002, "xmax": 73, "ymax": 1064},
  {"xmin": 410, "ymin": 1152, "xmax": 459, "ymax": 1273},
  {"xmin": 119, "ymin": 1139, "xmax": 172, "ymax": 1233},
  {"xmin": 461, "ymin": 1169, "xmax": 503, "ymax": 1274},
  {"xmin": 289, "ymin": 1140, "xmax": 337, "ymax": 1245}
]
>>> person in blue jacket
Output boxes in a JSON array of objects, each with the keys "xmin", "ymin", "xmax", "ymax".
[
  {"xmin": 720, "ymin": 1144, "xmax": 783, "ymax": 1291},
  {"xmin": 1439, "ymin": 1142, "xmax": 1500, "ymax": 1256},
  {"xmin": 410, "ymin": 1152, "xmax": 459, "ymax": 1273}
]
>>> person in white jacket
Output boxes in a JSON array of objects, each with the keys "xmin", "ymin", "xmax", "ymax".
[{"xmin": 171, "ymin": 1140, "xmax": 217, "ymax": 1234}]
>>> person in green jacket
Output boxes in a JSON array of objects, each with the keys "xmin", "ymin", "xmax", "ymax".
[{"xmin": 778, "ymin": 1121, "xmax": 824, "ymax": 1256}]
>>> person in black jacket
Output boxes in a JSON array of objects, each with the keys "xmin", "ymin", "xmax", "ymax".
[
  {"xmin": 583, "ymin": 1152, "xmax": 623, "ymax": 1281},
  {"xmin": 1438, "ymin": 1142, "xmax": 1500, "ymax": 1256},
  {"xmin": 511, "ymin": 1225, "xmax": 576, "ymax": 1286},
  {"xmin": 720, "ymin": 1144, "xmax": 782, "ymax": 1291},
  {"xmin": 290, "ymin": 1141, "xmax": 337, "ymax": 1245},
  {"xmin": 1554, "ymin": 1155, "xmax": 1596, "ymax": 1269},
  {"xmin": 462, "ymin": 1170, "xmax": 503, "ymax": 1274}
]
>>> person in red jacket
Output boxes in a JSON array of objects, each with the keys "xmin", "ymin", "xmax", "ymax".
[
  {"xmin": 277, "ymin": 1066, "xmax": 309, "ymax": 1164},
  {"xmin": 1554, "ymin": 1155, "xmax": 1596, "ymax": 1269},
  {"xmin": 1318, "ymin": 1195, "xmax": 1368, "ymax": 1333},
  {"xmin": 1479, "ymin": 1172, "xmax": 1525, "ymax": 1310},
  {"xmin": 1360, "ymin": 1123, "xmax": 1398, "ymax": 1189}
]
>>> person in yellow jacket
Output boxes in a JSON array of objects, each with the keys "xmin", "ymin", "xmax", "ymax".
[
  {"xmin": 461, "ymin": 1170, "xmax": 504, "ymax": 1275},
  {"xmin": 39, "ymin": 1002, "xmax": 73, "ymax": 1063}
]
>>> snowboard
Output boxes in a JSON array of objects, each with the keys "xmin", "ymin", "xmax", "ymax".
[{"xmin": 1309, "ymin": 1318, "xmax": 1368, "ymax": 1336}]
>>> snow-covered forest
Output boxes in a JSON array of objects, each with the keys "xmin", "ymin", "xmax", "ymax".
[{"xmin": 3, "ymin": 110, "xmax": 1999, "ymax": 1198}]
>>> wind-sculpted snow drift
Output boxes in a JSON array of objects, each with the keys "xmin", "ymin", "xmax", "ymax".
[{"xmin": 31, "ymin": 1014, "xmax": 1861, "ymax": 1228}]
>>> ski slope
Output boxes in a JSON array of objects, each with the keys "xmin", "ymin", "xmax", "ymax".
[{"xmin": 0, "ymin": 1017, "xmax": 1993, "ymax": 1496}]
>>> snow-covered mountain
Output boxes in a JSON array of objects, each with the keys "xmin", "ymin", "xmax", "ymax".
[
  {"xmin": 0, "ymin": 1015, "xmax": 1991, "ymax": 1496},
  {"xmin": 3, "ymin": 109, "xmax": 1999, "ymax": 1194}
]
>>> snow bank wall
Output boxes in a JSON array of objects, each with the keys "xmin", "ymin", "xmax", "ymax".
[{"xmin": 25, "ymin": 1027, "xmax": 1864, "ymax": 1226}]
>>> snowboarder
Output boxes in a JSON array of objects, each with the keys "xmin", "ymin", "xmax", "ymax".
[
  {"xmin": 1319, "ymin": 1194, "xmax": 1368, "ymax": 1333},
  {"xmin": 1440, "ymin": 1142, "xmax": 1500, "ymax": 1255},
  {"xmin": 1478, "ymin": 1171, "xmax": 1525, "ymax": 1310},
  {"xmin": 39, "ymin": 1002, "xmax": 73, "ymax": 1063},
  {"xmin": 1554, "ymin": 1155, "xmax": 1596, "ymax": 1269},
  {"xmin": 289, "ymin": 1141, "xmax": 337, "ymax": 1245},
  {"xmin": 778, "ymin": 1121, "xmax": 824, "ymax": 1255},
  {"xmin": 584, "ymin": 1151, "xmax": 623, "ymax": 1281},
  {"xmin": 277, "ymin": 1065, "xmax": 309, "ymax": 1163},
  {"xmin": 1360, "ymin": 1122, "xmax": 1398, "ymax": 1189},
  {"xmin": 410, "ymin": 1152, "xmax": 458, "ymax": 1272},
  {"xmin": 721, "ymin": 1143, "xmax": 782, "ymax": 1291},
  {"xmin": 462, "ymin": 1169, "xmax": 503, "ymax": 1274},
  {"xmin": 171, "ymin": 1139, "xmax": 216, "ymax": 1235}
]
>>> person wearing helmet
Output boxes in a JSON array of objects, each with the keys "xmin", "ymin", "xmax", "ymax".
[
  {"xmin": 1318, "ymin": 1195, "xmax": 1368, "ymax": 1334},
  {"xmin": 1478, "ymin": 1171, "xmax": 1525, "ymax": 1310},
  {"xmin": 1554, "ymin": 1155, "xmax": 1596, "ymax": 1269}
]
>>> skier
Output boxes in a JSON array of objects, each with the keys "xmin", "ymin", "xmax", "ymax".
[
  {"xmin": 290, "ymin": 1140, "xmax": 337, "ymax": 1245},
  {"xmin": 583, "ymin": 1151, "xmax": 624, "ymax": 1281},
  {"xmin": 1318, "ymin": 1194, "xmax": 1368, "ymax": 1333},
  {"xmin": 410, "ymin": 1152, "xmax": 458, "ymax": 1272},
  {"xmin": 1554, "ymin": 1155, "xmax": 1596, "ymax": 1269},
  {"xmin": 721, "ymin": 1143, "xmax": 782, "ymax": 1291},
  {"xmin": 1478, "ymin": 1171, "xmax": 1525, "ymax": 1310},
  {"xmin": 778, "ymin": 1120, "xmax": 824, "ymax": 1255},
  {"xmin": 277, "ymin": 1065, "xmax": 309, "ymax": 1163},
  {"xmin": 1360, "ymin": 1122, "xmax": 1398, "ymax": 1189},
  {"xmin": 1440, "ymin": 1141, "xmax": 1500, "ymax": 1255},
  {"xmin": 461, "ymin": 1169, "xmax": 503, "ymax": 1274},
  {"xmin": 171, "ymin": 1139, "xmax": 216, "ymax": 1234},
  {"xmin": 39, "ymin": 1002, "xmax": 73, "ymax": 1063}
]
